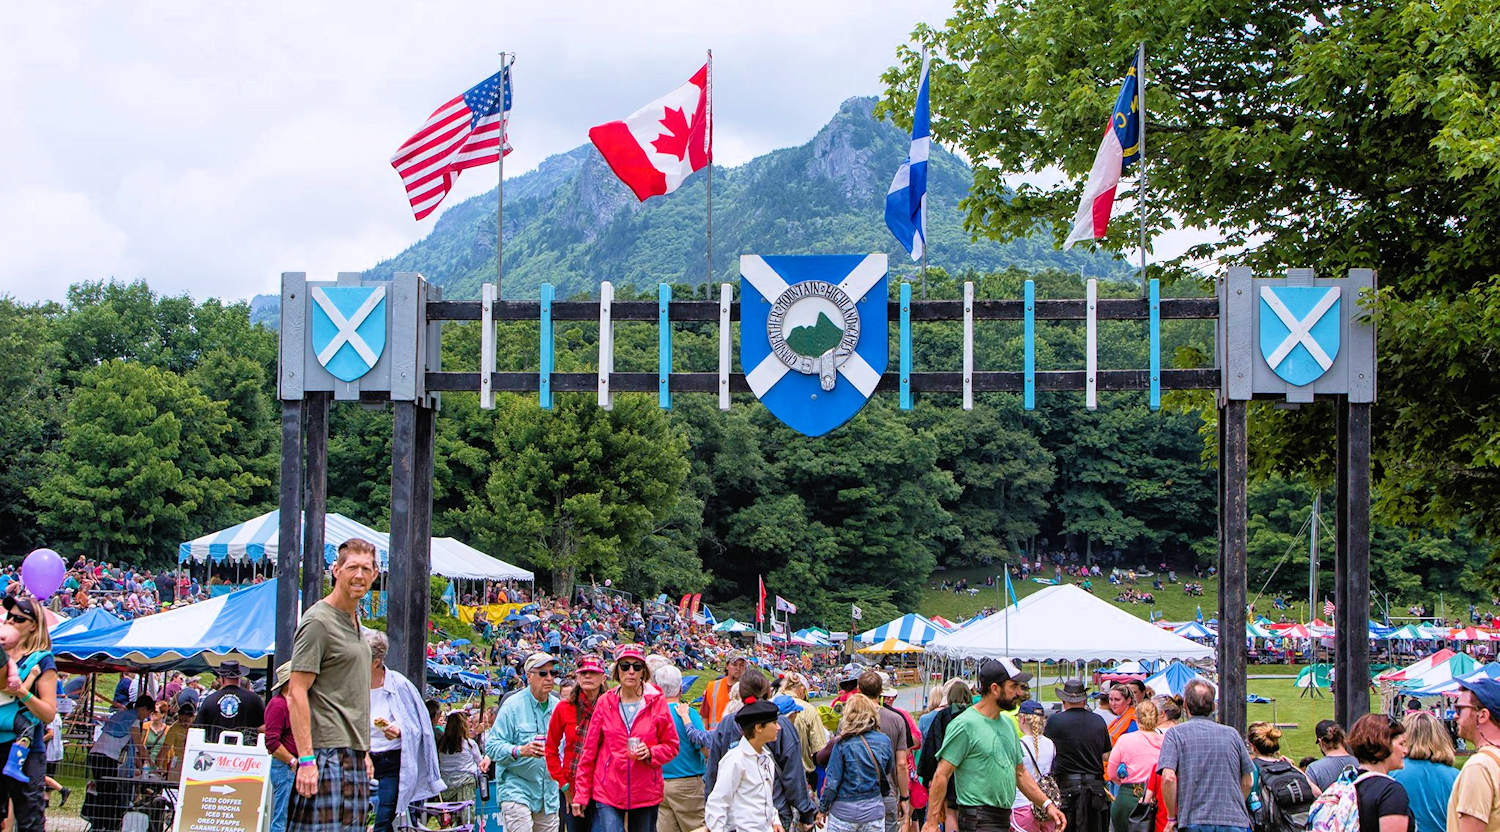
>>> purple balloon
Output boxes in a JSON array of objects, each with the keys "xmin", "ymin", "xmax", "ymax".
[{"xmin": 21, "ymin": 548, "xmax": 66, "ymax": 600}]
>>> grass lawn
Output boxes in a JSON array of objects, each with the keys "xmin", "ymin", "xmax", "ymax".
[{"xmin": 1246, "ymin": 673, "xmax": 1349, "ymax": 761}]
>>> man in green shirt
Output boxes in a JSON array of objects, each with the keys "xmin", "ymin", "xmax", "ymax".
[
  {"xmin": 923, "ymin": 659, "xmax": 1067, "ymax": 832},
  {"xmin": 287, "ymin": 538, "xmax": 378, "ymax": 832}
]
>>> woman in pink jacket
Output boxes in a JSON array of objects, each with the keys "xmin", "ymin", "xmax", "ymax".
[{"xmin": 571, "ymin": 644, "xmax": 680, "ymax": 832}]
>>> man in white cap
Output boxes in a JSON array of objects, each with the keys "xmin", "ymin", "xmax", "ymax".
[{"xmin": 486, "ymin": 652, "xmax": 561, "ymax": 832}]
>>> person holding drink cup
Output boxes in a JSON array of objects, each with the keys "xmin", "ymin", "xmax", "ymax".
[
  {"xmin": 574, "ymin": 644, "xmax": 680, "ymax": 832},
  {"xmin": 486, "ymin": 652, "xmax": 561, "ymax": 832}
]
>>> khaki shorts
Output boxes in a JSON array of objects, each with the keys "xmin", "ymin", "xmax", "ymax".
[{"xmin": 500, "ymin": 802, "xmax": 559, "ymax": 832}]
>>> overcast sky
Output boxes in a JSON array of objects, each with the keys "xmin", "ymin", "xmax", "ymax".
[{"xmin": 0, "ymin": 1, "xmax": 966, "ymax": 304}]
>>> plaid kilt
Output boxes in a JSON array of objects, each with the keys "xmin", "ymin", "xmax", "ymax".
[{"xmin": 288, "ymin": 747, "xmax": 370, "ymax": 832}]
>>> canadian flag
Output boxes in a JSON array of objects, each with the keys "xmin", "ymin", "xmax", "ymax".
[{"xmin": 589, "ymin": 63, "xmax": 712, "ymax": 201}]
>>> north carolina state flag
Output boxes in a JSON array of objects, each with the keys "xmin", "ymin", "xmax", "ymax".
[{"xmin": 589, "ymin": 63, "xmax": 712, "ymax": 201}]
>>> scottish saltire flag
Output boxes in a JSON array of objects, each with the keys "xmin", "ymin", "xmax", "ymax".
[
  {"xmin": 1063, "ymin": 59, "xmax": 1142, "ymax": 249},
  {"xmin": 885, "ymin": 53, "xmax": 930, "ymax": 260}
]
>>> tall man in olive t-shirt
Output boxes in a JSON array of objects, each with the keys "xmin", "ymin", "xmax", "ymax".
[
  {"xmin": 287, "ymin": 539, "xmax": 378, "ymax": 832},
  {"xmin": 923, "ymin": 659, "xmax": 1067, "ymax": 832}
]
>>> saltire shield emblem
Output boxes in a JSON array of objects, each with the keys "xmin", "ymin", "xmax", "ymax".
[
  {"xmin": 310, "ymin": 286, "xmax": 388, "ymax": 382},
  {"xmin": 740, "ymin": 254, "xmax": 888, "ymax": 437},
  {"xmin": 1258, "ymin": 285, "xmax": 1341, "ymax": 386}
]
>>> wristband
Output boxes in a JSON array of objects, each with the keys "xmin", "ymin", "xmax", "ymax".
[
  {"xmin": 297, "ymin": 760, "xmax": 317, "ymax": 768},
  {"xmin": 19, "ymin": 692, "xmax": 32, "ymax": 704},
  {"xmin": 297, "ymin": 755, "xmax": 315, "ymax": 764}
]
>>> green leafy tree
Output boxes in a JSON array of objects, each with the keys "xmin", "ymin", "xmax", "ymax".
[
  {"xmin": 33, "ymin": 361, "xmax": 255, "ymax": 561},
  {"xmin": 0, "ymin": 300, "xmax": 64, "ymax": 553},
  {"xmin": 445, "ymin": 395, "xmax": 690, "ymax": 599},
  {"xmin": 886, "ymin": 0, "xmax": 1500, "ymax": 540}
]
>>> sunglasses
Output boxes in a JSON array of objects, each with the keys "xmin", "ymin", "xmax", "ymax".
[
  {"xmin": 8, "ymin": 615, "xmax": 33, "ymax": 625},
  {"xmin": 618, "ymin": 662, "xmax": 646, "ymax": 672}
]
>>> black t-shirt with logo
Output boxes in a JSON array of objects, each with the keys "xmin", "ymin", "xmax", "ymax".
[{"xmin": 195, "ymin": 684, "xmax": 266, "ymax": 743}]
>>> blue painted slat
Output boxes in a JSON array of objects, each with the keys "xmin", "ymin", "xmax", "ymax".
[
  {"xmin": 658, "ymin": 283, "xmax": 673, "ymax": 410},
  {"xmin": 1024, "ymin": 280, "xmax": 1036, "ymax": 410},
  {"xmin": 900, "ymin": 282, "xmax": 913, "ymax": 410},
  {"xmin": 1149, "ymin": 278, "xmax": 1161, "ymax": 411},
  {"xmin": 539, "ymin": 283, "xmax": 554, "ymax": 410}
]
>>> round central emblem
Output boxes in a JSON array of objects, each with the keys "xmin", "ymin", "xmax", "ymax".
[{"xmin": 767, "ymin": 281, "xmax": 861, "ymax": 391}]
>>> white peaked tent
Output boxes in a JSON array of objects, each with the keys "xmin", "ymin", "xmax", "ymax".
[{"xmin": 926, "ymin": 584, "xmax": 1215, "ymax": 662}]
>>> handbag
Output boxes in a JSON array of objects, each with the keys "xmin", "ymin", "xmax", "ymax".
[
  {"xmin": 1126, "ymin": 795, "xmax": 1157, "ymax": 832},
  {"xmin": 1020, "ymin": 737, "xmax": 1061, "ymax": 810}
]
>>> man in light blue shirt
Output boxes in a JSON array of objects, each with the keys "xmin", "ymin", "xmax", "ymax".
[{"xmin": 486, "ymin": 652, "xmax": 560, "ymax": 832}]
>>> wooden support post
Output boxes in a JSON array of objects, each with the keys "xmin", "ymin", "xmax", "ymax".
[
  {"xmin": 276, "ymin": 400, "xmax": 305, "ymax": 665},
  {"xmin": 387, "ymin": 402, "xmax": 433, "ymax": 682},
  {"xmin": 1217, "ymin": 399, "xmax": 1249, "ymax": 731},
  {"xmin": 301, "ymin": 392, "xmax": 329, "ymax": 611},
  {"xmin": 1336, "ymin": 398, "xmax": 1372, "ymax": 726}
]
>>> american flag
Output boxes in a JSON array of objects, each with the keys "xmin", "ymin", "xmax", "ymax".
[
  {"xmin": 392, "ymin": 64, "xmax": 512, "ymax": 221},
  {"xmin": 1324, "ymin": 598, "xmax": 1336, "ymax": 617}
]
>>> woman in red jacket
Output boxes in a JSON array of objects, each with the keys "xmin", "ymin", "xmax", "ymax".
[
  {"xmin": 571, "ymin": 644, "xmax": 679, "ymax": 832},
  {"xmin": 548, "ymin": 655, "xmax": 606, "ymax": 832}
]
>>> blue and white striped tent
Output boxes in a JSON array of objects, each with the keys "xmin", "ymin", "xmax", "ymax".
[
  {"xmin": 1172, "ymin": 622, "xmax": 1217, "ymax": 640},
  {"xmin": 855, "ymin": 613, "xmax": 946, "ymax": 646},
  {"xmin": 52, "ymin": 581, "xmax": 276, "ymax": 672},
  {"xmin": 178, "ymin": 510, "xmax": 390, "ymax": 570},
  {"xmin": 50, "ymin": 607, "xmax": 123, "ymax": 640}
]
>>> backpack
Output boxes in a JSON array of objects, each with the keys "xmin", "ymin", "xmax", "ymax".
[
  {"xmin": 1251, "ymin": 758, "xmax": 1316, "ymax": 832},
  {"xmin": 1308, "ymin": 769, "xmax": 1383, "ymax": 832}
]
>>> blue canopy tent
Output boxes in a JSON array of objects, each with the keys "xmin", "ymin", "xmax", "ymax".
[
  {"xmin": 52, "ymin": 581, "xmax": 277, "ymax": 673},
  {"xmin": 1143, "ymin": 661, "xmax": 1211, "ymax": 695},
  {"xmin": 50, "ymin": 608, "xmax": 123, "ymax": 640}
]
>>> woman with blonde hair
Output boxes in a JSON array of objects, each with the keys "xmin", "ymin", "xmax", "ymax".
[
  {"xmin": 818, "ymin": 694, "xmax": 893, "ymax": 832},
  {"xmin": 1013, "ymin": 700, "xmax": 1057, "ymax": 832},
  {"xmin": 1391, "ymin": 710, "xmax": 1458, "ymax": 832},
  {"xmin": 0, "ymin": 596, "xmax": 59, "ymax": 832},
  {"xmin": 1107, "ymin": 698, "xmax": 1164, "ymax": 832}
]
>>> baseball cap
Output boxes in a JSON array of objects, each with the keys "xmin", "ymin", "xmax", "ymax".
[
  {"xmin": 979, "ymin": 658, "xmax": 1033, "ymax": 691},
  {"xmin": 1019, "ymin": 699, "xmax": 1045, "ymax": 715},
  {"xmin": 614, "ymin": 644, "xmax": 646, "ymax": 664},
  {"xmin": 575, "ymin": 655, "xmax": 607, "ymax": 675},
  {"xmin": 1459, "ymin": 678, "xmax": 1500, "ymax": 722},
  {"xmin": 523, "ymin": 652, "xmax": 557, "ymax": 674}
]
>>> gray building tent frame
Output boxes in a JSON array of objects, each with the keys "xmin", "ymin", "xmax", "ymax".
[{"xmin": 275, "ymin": 265, "xmax": 1377, "ymax": 731}]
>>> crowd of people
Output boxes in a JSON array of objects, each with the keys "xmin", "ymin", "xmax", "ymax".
[{"xmin": 17, "ymin": 543, "xmax": 1500, "ymax": 832}]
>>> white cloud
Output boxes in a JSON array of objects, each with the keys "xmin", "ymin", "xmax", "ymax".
[
  {"xmin": 0, "ymin": 187, "xmax": 133, "ymax": 301},
  {"xmin": 1, "ymin": 1, "xmax": 955, "ymax": 303}
]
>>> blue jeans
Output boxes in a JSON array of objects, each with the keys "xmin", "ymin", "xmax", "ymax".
[
  {"xmin": 591, "ymin": 803, "xmax": 657, "ymax": 832},
  {"xmin": 269, "ymin": 760, "xmax": 294, "ymax": 832},
  {"xmin": 372, "ymin": 750, "xmax": 402, "ymax": 832}
]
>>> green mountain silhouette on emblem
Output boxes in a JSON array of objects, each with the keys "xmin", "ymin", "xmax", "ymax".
[{"xmin": 785, "ymin": 313, "xmax": 843, "ymax": 358}]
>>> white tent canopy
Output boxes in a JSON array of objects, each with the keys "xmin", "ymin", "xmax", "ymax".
[
  {"xmin": 431, "ymin": 538, "xmax": 533, "ymax": 581},
  {"xmin": 926, "ymin": 584, "xmax": 1215, "ymax": 662},
  {"xmin": 178, "ymin": 510, "xmax": 532, "ymax": 581}
]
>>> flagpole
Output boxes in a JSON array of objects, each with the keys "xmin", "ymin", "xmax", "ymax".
[
  {"xmin": 1136, "ymin": 42, "xmax": 1148, "ymax": 289},
  {"xmin": 497, "ymin": 52, "xmax": 509, "ymax": 300},
  {"xmin": 919, "ymin": 47, "xmax": 929, "ymax": 300},
  {"xmin": 705, "ymin": 49, "xmax": 714, "ymax": 296}
]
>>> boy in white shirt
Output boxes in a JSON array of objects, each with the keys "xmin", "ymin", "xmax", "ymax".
[{"xmin": 705, "ymin": 697, "xmax": 783, "ymax": 832}]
